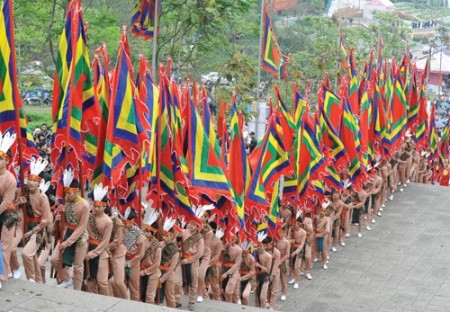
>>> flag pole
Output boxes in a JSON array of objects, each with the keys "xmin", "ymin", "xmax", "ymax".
[
  {"xmin": 7, "ymin": 0, "xmax": 27, "ymax": 244},
  {"xmin": 256, "ymin": 0, "xmax": 265, "ymax": 139},
  {"xmin": 152, "ymin": 0, "xmax": 160, "ymax": 78}
]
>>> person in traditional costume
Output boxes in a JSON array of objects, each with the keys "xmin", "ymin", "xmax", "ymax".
[
  {"xmin": 21, "ymin": 157, "xmax": 52, "ymax": 283},
  {"xmin": 276, "ymin": 226, "xmax": 290, "ymax": 302},
  {"xmin": 237, "ymin": 239, "xmax": 255, "ymax": 306},
  {"xmin": 122, "ymin": 207, "xmax": 146, "ymax": 301},
  {"xmin": 207, "ymin": 223, "xmax": 224, "ymax": 301},
  {"xmin": 254, "ymin": 232, "xmax": 272, "ymax": 308},
  {"xmin": 139, "ymin": 206, "xmax": 161, "ymax": 304},
  {"xmin": 158, "ymin": 217, "xmax": 180, "ymax": 308},
  {"xmin": 107, "ymin": 206, "xmax": 127, "ymax": 298},
  {"xmin": 180, "ymin": 215, "xmax": 204, "ymax": 311},
  {"xmin": 288, "ymin": 212, "xmax": 306, "ymax": 289},
  {"xmin": 84, "ymin": 183, "xmax": 112, "ymax": 295},
  {"xmin": 0, "ymin": 132, "xmax": 18, "ymax": 288},
  {"xmin": 50, "ymin": 168, "xmax": 89, "ymax": 290},
  {"xmin": 196, "ymin": 205, "xmax": 214, "ymax": 303}
]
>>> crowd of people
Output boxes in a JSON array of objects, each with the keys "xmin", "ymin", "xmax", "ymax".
[
  {"xmin": 0, "ymin": 128, "xmax": 448, "ymax": 311},
  {"xmin": 411, "ymin": 19, "xmax": 438, "ymax": 29}
]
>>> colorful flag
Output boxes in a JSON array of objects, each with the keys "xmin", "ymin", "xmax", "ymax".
[
  {"xmin": 51, "ymin": 0, "xmax": 97, "ymax": 184},
  {"xmin": 102, "ymin": 27, "xmax": 141, "ymax": 187},
  {"xmin": 438, "ymin": 126, "xmax": 449, "ymax": 176},
  {"xmin": 136, "ymin": 54, "xmax": 159, "ymax": 180},
  {"xmin": 0, "ymin": 0, "xmax": 39, "ymax": 168},
  {"xmin": 147, "ymin": 67, "xmax": 199, "ymax": 223},
  {"xmin": 274, "ymin": 84, "xmax": 296, "ymax": 153},
  {"xmin": 347, "ymin": 48, "xmax": 359, "ymax": 115},
  {"xmin": 184, "ymin": 83, "xmax": 232, "ymax": 201},
  {"xmin": 131, "ymin": 0, "xmax": 160, "ymax": 40},
  {"xmin": 340, "ymin": 98, "xmax": 364, "ymax": 187},
  {"xmin": 338, "ymin": 27, "xmax": 348, "ymax": 70},
  {"xmin": 318, "ymin": 83, "xmax": 342, "ymax": 134},
  {"xmin": 388, "ymin": 76, "xmax": 408, "ymax": 151},
  {"xmin": 428, "ymin": 103, "xmax": 438, "ymax": 159},
  {"xmin": 415, "ymin": 73, "xmax": 428, "ymax": 151},
  {"xmin": 228, "ymin": 97, "xmax": 250, "ymax": 229},
  {"xmin": 407, "ymin": 65, "xmax": 420, "ymax": 130},
  {"xmin": 91, "ymin": 44, "xmax": 111, "ymax": 186},
  {"xmin": 261, "ymin": 5, "xmax": 289, "ymax": 79}
]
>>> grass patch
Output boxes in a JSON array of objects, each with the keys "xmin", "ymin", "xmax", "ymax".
[{"xmin": 23, "ymin": 105, "xmax": 52, "ymax": 131}]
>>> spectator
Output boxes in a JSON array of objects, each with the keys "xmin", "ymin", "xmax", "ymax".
[{"xmin": 248, "ymin": 131, "xmax": 257, "ymax": 154}]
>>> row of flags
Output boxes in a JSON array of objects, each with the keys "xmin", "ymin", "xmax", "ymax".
[{"xmin": 1, "ymin": 0, "xmax": 449, "ymax": 243}]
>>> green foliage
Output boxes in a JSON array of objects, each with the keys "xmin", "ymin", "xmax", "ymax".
[{"xmin": 25, "ymin": 111, "xmax": 52, "ymax": 131}]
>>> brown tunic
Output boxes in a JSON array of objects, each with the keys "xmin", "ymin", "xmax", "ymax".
[
  {"xmin": 240, "ymin": 254, "xmax": 255, "ymax": 280},
  {"xmin": 269, "ymin": 247, "xmax": 281, "ymax": 276},
  {"xmin": 0, "ymin": 170, "xmax": 17, "ymax": 214},
  {"xmin": 276, "ymin": 238, "xmax": 290, "ymax": 265},
  {"xmin": 181, "ymin": 229, "xmax": 204, "ymax": 263},
  {"xmin": 288, "ymin": 226, "xmax": 306, "ymax": 254},
  {"xmin": 87, "ymin": 213, "xmax": 113, "ymax": 259},
  {"xmin": 64, "ymin": 196, "xmax": 89, "ymax": 246},
  {"xmin": 27, "ymin": 191, "xmax": 51, "ymax": 232},
  {"xmin": 209, "ymin": 236, "xmax": 224, "ymax": 266},
  {"xmin": 141, "ymin": 237, "xmax": 162, "ymax": 279},
  {"xmin": 223, "ymin": 243, "xmax": 242, "ymax": 275},
  {"xmin": 109, "ymin": 217, "xmax": 126, "ymax": 258},
  {"xmin": 125, "ymin": 230, "xmax": 146, "ymax": 267}
]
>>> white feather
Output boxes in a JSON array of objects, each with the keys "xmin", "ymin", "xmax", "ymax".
[
  {"xmin": 123, "ymin": 207, "xmax": 131, "ymax": 220},
  {"xmin": 343, "ymin": 179, "xmax": 352, "ymax": 189},
  {"xmin": 194, "ymin": 204, "xmax": 214, "ymax": 219},
  {"xmin": 63, "ymin": 168, "xmax": 75, "ymax": 187},
  {"xmin": 39, "ymin": 180, "xmax": 50, "ymax": 193},
  {"xmin": 93, "ymin": 183, "xmax": 108, "ymax": 201},
  {"xmin": 257, "ymin": 231, "xmax": 267, "ymax": 243},
  {"xmin": 0, "ymin": 131, "xmax": 17, "ymax": 154},
  {"xmin": 142, "ymin": 206, "xmax": 159, "ymax": 226},
  {"xmin": 215, "ymin": 228, "xmax": 225, "ymax": 239},
  {"xmin": 241, "ymin": 240, "xmax": 251, "ymax": 251},
  {"xmin": 163, "ymin": 217, "xmax": 176, "ymax": 232},
  {"xmin": 179, "ymin": 216, "xmax": 187, "ymax": 229},
  {"xmin": 30, "ymin": 157, "xmax": 48, "ymax": 176},
  {"xmin": 111, "ymin": 207, "xmax": 120, "ymax": 217}
]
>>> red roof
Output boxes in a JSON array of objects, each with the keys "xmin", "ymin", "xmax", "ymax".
[{"xmin": 270, "ymin": 0, "xmax": 299, "ymax": 12}]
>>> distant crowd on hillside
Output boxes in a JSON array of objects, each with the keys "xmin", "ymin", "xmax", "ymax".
[{"xmin": 411, "ymin": 19, "xmax": 438, "ymax": 29}]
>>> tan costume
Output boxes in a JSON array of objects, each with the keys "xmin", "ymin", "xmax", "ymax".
[
  {"xmin": 207, "ymin": 235, "xmax": 224, "ymax": 300},
  {"xmin": 22, "ymin": 190, "xmax": 51, "ymax": 282},
  {"xmin": 255, "ymin": 248, "xmax": 272, "ymax": 308},
  {"xmin": 288, "ymin": 225, "xmax": 306, "ymax": 282},
  {"xmin": 222, "ymin": 242, "xmax": 243, "ymax": 303},
  {"xmin": 50, "ymin": 196, "xmax": 89, "ymax": 290},
  {"xmin": 124, "ymin": 224, "xmax": 146, "ymax": 301},
  {"xmin": 85, "ymin": 213, "xmax": 113, "ymax": 295},
  {"xmin": 179, "ymin": 228, "xmax": 204, "ymax": 307},
  {"xmin": 276, "ymin": 237, "xmax": 290, "ymax": 297},
  {"xmin": 140, "ymin": 236, "xmax": 161, "ymax": 303},
  {"xmin": 108, "ymin": 216, "xmax": 128, "ymax": 298},
  {"xmin": 197, "ymin": 224, "xmax": 213, "ymax": 299},
  {"xmin": 239, "ymin": 252, "xmax": 255, "ymax": 305},
  {"xmin": 159, "ymin": 240, "xmax": 179, "ymax": 308},
  {"xmin": 268, "ymin": 246, "xmax": 281, "ymax": 310},
  {"xmin": 0, "ymin": 170, "xmax": 18, "ymax": 281}
]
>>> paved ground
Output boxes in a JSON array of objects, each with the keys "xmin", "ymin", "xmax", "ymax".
[
  {"xmin": 277, "ymin": 183, "xmax": 450, "ymax": 312},
  {"xmin": 0, "ymin": 183, "xmax": 449, "ymax": 311}
]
